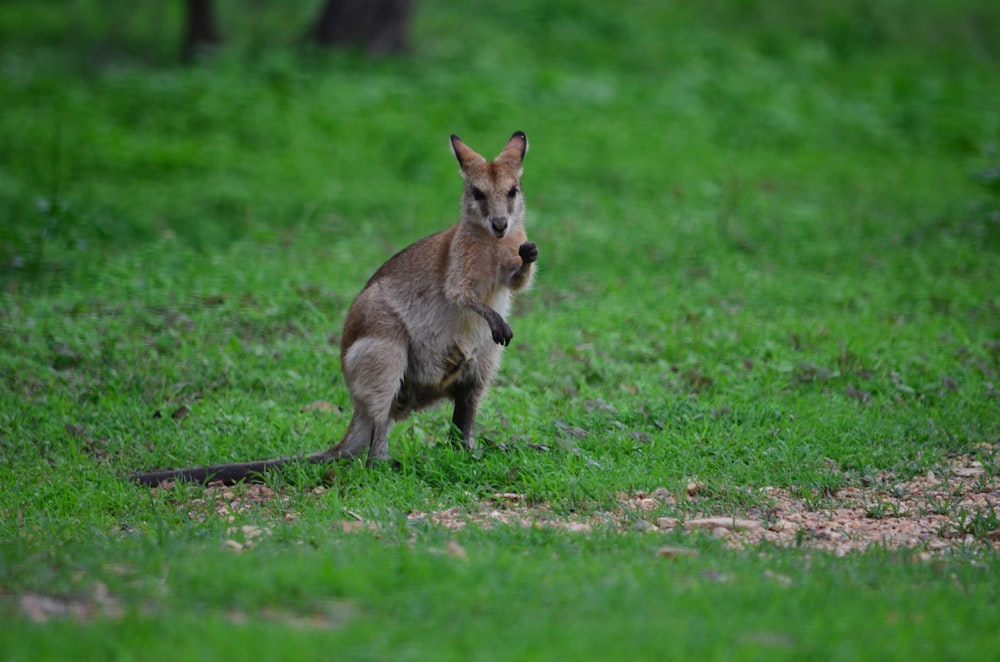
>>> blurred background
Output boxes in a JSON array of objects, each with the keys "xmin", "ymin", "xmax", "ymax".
[{"xmin": 1, "ymin": 0, "xmax": 998, "ymax": 285}]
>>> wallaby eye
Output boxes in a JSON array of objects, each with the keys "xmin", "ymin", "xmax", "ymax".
[
  {"xmin": 507, "ymin": 187, "xmax": 518, "ymax": 198},
  {"xmin": 471, "ymin": 188, "xmax": 486, "ymax": 201}
]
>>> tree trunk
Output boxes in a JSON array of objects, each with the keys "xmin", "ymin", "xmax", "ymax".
[
  {"xmin": 311, "ymin": 0, "xmax": 412, "ymax": 55},
  {"xmin": 182, "ymin": 0, "xmax": 222, "ymax": 61}
]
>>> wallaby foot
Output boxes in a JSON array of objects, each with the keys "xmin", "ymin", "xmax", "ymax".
[{"xmin": 365, "ymin": 456, "xmax": 402, "ymax": 470}]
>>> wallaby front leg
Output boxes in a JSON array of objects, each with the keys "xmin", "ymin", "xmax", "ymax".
[
  {"xmin": 519, "ymin": 241, "xmax": 538, "ymax": 264},
  {"xmin": 460, "ymin": 298, "xmax": 513, "ymax": 345},
  {"xmin": 481, "ymin": 307, "xmax": 513, "ymax": 346},
  {"xmin": 510, "ymin": 242, "xmax": 538, "ymax": 291}
]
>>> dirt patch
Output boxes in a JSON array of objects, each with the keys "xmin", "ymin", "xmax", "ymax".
[
  {"xmin": 12, "ymin": 583, "xmax": 123, "ymax": 623},
  {"xmin": 624, "ymin": 457, "xmax": 1000, "ymax": 557},
  {"xmin": 152, "ymin": 446, "xmax": 1000, "ymax": 555}
]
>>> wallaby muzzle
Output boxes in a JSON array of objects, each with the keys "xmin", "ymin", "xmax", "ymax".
[{"xmin": 490, "ymin": 216, "xmax": 508, "ymax": 236}]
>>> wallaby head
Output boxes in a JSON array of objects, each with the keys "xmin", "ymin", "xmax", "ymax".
[{"xmin": 450, "ymin": 131, "xmax": 528, "ymax": 239}]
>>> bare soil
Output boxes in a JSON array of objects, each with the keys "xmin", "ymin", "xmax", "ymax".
[{"xmin": 158, "ymin": 444, "xmax": 1000, "ymax": 556}]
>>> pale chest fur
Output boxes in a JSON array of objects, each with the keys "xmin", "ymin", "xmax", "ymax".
[{"xmin": 404, "ymin": 243, "xmax": 518, "ymax": 386}]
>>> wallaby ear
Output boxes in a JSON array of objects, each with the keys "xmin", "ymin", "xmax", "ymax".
[
  {"xmin": 450, "ymin": 134, "xmax": 486, "ymax": 176},
  {"xmin": 496, "ymin": 131, "xmax": 528, "ymax": 165}
]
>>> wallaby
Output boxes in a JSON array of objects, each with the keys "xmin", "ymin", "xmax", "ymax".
[{"xmin": 131, "ymin": 131, "xmax": 537, "ymax": 486}]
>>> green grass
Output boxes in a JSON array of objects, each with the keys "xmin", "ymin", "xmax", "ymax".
[{"xmin": 2, "ymin": 0, "xmax": 1000, "ymax": 658}]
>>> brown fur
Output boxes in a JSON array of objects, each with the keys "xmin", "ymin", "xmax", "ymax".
[{"xmin": 129, "ymin": 131, "xmax": 536, "ymax": 485}]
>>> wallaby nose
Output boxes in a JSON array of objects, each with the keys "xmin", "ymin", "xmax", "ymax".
[{"xmin": 490, "ymin": 216, "xmax": 508, "ymax": 236}]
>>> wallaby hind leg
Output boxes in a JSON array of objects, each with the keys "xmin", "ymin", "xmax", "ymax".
[
  {"xmin": 451, "ymin": 346, "xmax": 502, "ymax": 450},
  {"xmin": 366, "ymin": 419, "xmax": 394, "ymax": 466},
  {"xmin": 326, "ymin": 412, "xmax": 373, "ymax": 459},
  {"xmin": 451, "ymin": 380, "xmax": 487, "ymax": 450},
  {"xmin": 334, "ymin": 336, "xmax": 407, "ymax": 462}
]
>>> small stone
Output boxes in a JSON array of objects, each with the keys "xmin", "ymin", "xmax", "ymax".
[
  {"xmin": 223, "ymin": 540, "xmax": 244, "ymax": 552},
  {"xmin": 636, "ymin": 498, "xmax": 659, "ymax": 511},
  {"xmin": 656, "ymin": 517, "xmax": 679, "ymax": 530},
  {"xmin": 686, "ymin": 481, "xmax": 706, "ymax": 497},
  {"xmin": 562, "ymin": 522, "xmax": 592, "ymax": 533}
]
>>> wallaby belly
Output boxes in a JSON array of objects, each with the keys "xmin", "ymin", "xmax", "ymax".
[{"xmin": 400, "ymin": 289, "xmax": 509, "ymax": 384}]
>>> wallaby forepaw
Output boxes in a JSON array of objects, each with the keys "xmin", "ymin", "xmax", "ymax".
[
  {"xmin": 491, "ymin": 318, "xmax": 514, "ymax": 346},
  {"xmin": 519, "ymin": 241, "xmax": 538, "ymax": 264}
]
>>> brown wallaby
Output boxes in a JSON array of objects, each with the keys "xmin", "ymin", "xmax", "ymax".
[{"xmin": 131, "ymin": 131, "xmax": 537, "ymax": 486}]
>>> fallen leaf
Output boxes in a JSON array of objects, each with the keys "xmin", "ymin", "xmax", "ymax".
[
  {"xmin": 845, "ymin": 384, "xmax": 871, "ymax": 403},
  {"xmin": 446, "ymin": 540, "xmax": 468, "ymax": 560},
  {"xmin": 560, "ymin": 522, "xmax": 592, "ymax": 533},
  {"xmin": 301, "ymin": 400, "xmax": 341, "ymax": 413},
  {"xmin": 701, "ymin": 570, "xmax": 731, "ymax": 583},
  {"xmin": 20, "ymin": 593, "xmax": 71, "ymax": 623},
  {"xmin": 227, "ymin": 525, "xmax": 271, "ymax": 541},
  {"xmin": 949, "ymin": 466, "xmax": 983, "ymax": 477},
  {"xmin": 491, "ymin": 492, "xmax": 526, "ymax": 503},
  {"xmin": 764, "ymin": 569, "xmax": 794, "ymax": 587},
  {"xmin": 685, "ymin": 517, "xmax": 762, "ymax": 531},
  {"xmin": 583, "ymin": 398, "xmax": 617, "ymax": 413},
  {"xmin": 554, "ymin": 420, "xmax": 588, "ymax": 440},
  {"xmin": 682, "ymin": 368, "xmax": 713, "ymax": 393},
  {"xmin": 51, "ymin": 344, "xmax": 82, "ymax": 371},
  {"xmin": 686, "ymin": 481, "xmax": 706, "ymax": 497},
  {"xmin": 656, "ymin": 546, "xmax": 699, "ymax": 559},
  {"xmin": 201, "ymin": 294, "xmax": 226, "ymax": 306},
  {"xmin": 739, "ymin": 631, "xmax": 795, "ymax": 649},
  {"xmin": 333, "ymin": 521, "xmax": 377, "ymax": 533}
]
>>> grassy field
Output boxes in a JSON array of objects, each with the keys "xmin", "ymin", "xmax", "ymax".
[{"xmin": 2, "ymin": 0, "xmax": 1000, "ymax": 658}]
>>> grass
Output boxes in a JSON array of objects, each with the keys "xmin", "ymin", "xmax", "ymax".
[{"xmin": 2, "ymin": 0, "xmax": 1000, "ymax": 658}]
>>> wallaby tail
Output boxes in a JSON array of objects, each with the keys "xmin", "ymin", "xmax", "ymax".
[
  {"xmin": 128, "ymin": 449, "xmax": 337, "ymax": 487},
  {"xmin": 129, "ymin": 413, "xmax": 380, "ymax": 487}
]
